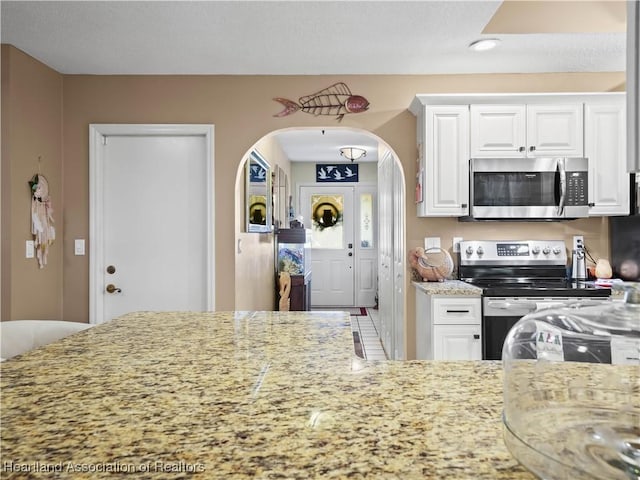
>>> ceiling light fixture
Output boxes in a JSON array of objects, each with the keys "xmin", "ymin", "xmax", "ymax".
[
  {"xmin": 468, "ymin": 38, "xmax": 501, "ymax": 52},
  {"xmin": 340, "ymin": 147, "xmax": 366, "ymax": 162}
]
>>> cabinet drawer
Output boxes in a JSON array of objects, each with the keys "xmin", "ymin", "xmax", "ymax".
[{"xmin": 432, "ymin": 297, "xmax": 481, "ymax": 325}]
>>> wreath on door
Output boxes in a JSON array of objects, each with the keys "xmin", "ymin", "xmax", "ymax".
[{"xmin": 29, "ymin": 174, "xmax": 56, "ymax": 268}]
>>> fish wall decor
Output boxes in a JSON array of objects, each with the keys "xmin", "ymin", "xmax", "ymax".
[{"xmin": 273, "ymin": 82, "xmax": 369, "ymax": 121}]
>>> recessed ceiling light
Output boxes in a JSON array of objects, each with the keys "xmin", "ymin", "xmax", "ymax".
[{"xmin": 468, "ymin": 38, "xmax": 501, "ymax": 52}]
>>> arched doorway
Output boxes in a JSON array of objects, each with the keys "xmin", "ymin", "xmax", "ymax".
[{"xmin": 234, "ymin": 126, "xmax": 407, "ymax": 360}]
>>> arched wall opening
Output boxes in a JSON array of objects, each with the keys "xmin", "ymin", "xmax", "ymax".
[{"xmin": 234, "ymin": 126, "xmax": 407, "ymax": 358}]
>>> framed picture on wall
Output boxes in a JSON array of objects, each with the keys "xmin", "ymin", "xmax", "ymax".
[{"xmin": 315, "ymin": 163, "xmax": 359, "ymax": 183}]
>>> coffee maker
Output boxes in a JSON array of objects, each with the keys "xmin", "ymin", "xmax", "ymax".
[{"xmin": 571, "ymin": 236, "xmax": 587, "ymax": 280}]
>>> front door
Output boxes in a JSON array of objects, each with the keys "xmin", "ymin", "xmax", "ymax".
[
  {"xmin": 300, "ymin": 185, "xmax": 354, "ymax": 307},
  {"xmin": 89, "ymin": 124, "xmax": 215, "ymax": 324}
]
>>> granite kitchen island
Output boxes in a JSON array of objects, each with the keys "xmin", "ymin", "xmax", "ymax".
[{"xmin": 0, "ymin": 311, "xmax": 534, "ymax": 479}]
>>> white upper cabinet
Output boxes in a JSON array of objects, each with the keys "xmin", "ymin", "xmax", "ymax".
[
  {"xmin": 416, "ymin": 105, "xmax": 469, "ymax": 217},
  {"xmin": 470, "ymin": 105, "xmax": 526, "ymax": 157},
  {"xmin": 527, "ymin": 104, "xmax": 584, "ymax": 157},
  {"xmin": 585, "ymin": 100, "xmax": 629, "ymax": 216},
  {"xmin": 410, "ymin": 93, "xmax": 627, "ymax": 218},
  {"xmin": 470, "ymin": 104, "xmax": 583, "ymax": 158}
]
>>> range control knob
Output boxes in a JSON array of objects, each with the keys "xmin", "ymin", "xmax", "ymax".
[
  {"xmin": 531, "ymin": 246, "xmax": 541, "ymax": 255},
  {"xmin": 476, "ymin": 246, "xmax": 484, "ymax": 255},
  {"xmin": 552, "ymin": 246, "xmax": 562, "ymax": 255},
  {"xmin": 542, "ymin": 246, "xmax": 551, "ymax": 255},
  {"xmin": 465, "ymin": 245, "xmax": 474, "ymax": 255}
]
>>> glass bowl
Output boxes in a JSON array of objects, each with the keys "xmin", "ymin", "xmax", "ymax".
[{"xmin": 502, "ymin": 284, "xmax": 640, "ymax": 479}]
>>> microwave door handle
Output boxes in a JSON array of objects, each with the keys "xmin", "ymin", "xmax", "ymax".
[{"xmin": 557, "ymin": 158, "xmax": 567, "ymax": 215}]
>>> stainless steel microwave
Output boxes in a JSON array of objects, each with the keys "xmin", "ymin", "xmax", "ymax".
[{"xmin": 468, "ymin": 157, "xmax": 589, "ymax": 220}]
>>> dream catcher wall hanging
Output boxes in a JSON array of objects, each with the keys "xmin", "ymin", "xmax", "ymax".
[{"xmin": 29, "ymin": 172, "xmax": 56, "ymax": 268}]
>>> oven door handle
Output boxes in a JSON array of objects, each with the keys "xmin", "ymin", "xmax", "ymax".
[
  {"xmin": 486, "ymin": 300, "xmax": 538, "ymax": 311},
  {"xmin": 486, "ymin": 300, "xmax": 573, "ymax": 313},
  {"xmin": 556, "ymin": 157, "xmax": 567, "ymax": 216}
]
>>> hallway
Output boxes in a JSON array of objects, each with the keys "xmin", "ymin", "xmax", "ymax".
[{"xmin": 351, "ymin": 308, "xmax": 387, "ymax": 360}]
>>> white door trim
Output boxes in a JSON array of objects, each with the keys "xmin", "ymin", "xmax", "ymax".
[{"xmin": 89, "ymin": 124, "xmax": 215, "ymax": 324}]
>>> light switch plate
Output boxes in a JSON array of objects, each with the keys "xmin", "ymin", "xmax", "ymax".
[
  {"xmin": 424, "ymin": 237, "xmax": 441, "ymax": 249},
  {"xmin": 26, "ymin": 240, "xmax": 35, "ymax": 258},
  {"xmin": 74, "ymin": 239, "xmax": 85, "ymax": 256},
  {"xmin": 453, "ymin": 237, "xmax": 463, "ymax": 253}
]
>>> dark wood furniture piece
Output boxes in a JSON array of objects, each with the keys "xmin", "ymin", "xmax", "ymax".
[{"xmin": 276, "ymin": 228, "xmax": 311, "ymax": 311}]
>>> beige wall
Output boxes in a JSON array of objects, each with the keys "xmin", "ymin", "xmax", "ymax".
[
  {"xmin": 1, "ymin": 46, "xmax": 64, "ymax": 321},
  {"xmin": 1, "ymin": 45, "xmax": 626, "ymax": 357},
  {"xmin": 234, "ymin": 134, "xmax": 293, "ymax": 310}
]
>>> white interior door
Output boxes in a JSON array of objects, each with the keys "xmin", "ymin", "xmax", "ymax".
[
  {"xmin": 89, "ymin": 124, "xmax": 214, "ymax": 324},
  {"xmin": 300, "ymin": 185, "xmax": 354, "ymax": 307}
]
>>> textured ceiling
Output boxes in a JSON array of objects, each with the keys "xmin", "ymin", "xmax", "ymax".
[
  {"xmin": 0, "ymin": 1, "xmax": 626, "ymax": 75},
  {"xmin": 1, "ymin": 1, "xmax": 628, "ymax": 163}
]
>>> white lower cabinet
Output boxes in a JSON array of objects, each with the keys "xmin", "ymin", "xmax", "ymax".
[
  {"xmin": 416, "ymin": 291, "xmax": 482, "ymax": 360},
  {"xmin": 433, "ymin": 324, "xmax": 482, "ymax": 360}
]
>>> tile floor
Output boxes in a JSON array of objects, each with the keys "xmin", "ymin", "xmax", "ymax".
[
  {"xmin": 312, "ymin": 307, "xmax": 387, "ymax": 360},
  {"xmin": 350, "ymin": 308, "xmax": 387, "ymax": 360}
]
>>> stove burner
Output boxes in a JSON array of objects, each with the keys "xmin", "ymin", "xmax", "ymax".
[{"xmin": 463, "ymin": 275, "xmax": 612, "ymax": 297}]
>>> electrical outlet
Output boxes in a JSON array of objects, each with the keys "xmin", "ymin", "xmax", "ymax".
[
  {"xmin": 453, "ymin": 237, "xmax": 463, "ymax": 253},
  {"xmin": 572, "ymin": 235, "xmax": 584, "ymax": 250}
]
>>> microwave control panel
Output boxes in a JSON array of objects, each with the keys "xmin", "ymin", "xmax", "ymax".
[{"xmin": 565, "ymin": 171, "xmax": 588, "ymax": 206}]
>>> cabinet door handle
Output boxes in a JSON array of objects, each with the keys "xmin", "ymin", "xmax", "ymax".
[
  {"xmin": 529, "ymin": 145, "xmax": 536, "ymax": 152},
  {"xmin": 518, "ymin": 146, "xmax": 526, "ymax": 152},
  {"xmin": 473, "ymin": 334, "xmax": 480, "ymax": 340},
  {"xmin": 446, "ymin": 309, "xmax": 470, "ymax": 313}
]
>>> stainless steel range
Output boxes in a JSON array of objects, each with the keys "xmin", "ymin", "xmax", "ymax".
[{"xmin": 458, "ymin": 240, "xmax": 612, "ymax": 360}]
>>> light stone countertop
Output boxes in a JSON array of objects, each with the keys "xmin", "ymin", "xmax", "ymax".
[
  {"xmin": 0, "ymin": 311, "xmax": 534, "ymax": 479},
  {"xmin": 413, "ymin": 279, "xmax": 483, "ymax": 296}
]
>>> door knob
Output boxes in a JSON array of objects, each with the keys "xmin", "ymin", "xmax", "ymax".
[
  {"xmin": 106, "ymin": 284, "xmax": 122, "ymax": 294},
  {"xmin": 348, "ymin": 252, "xmax": 353, "ymax": 257}
]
